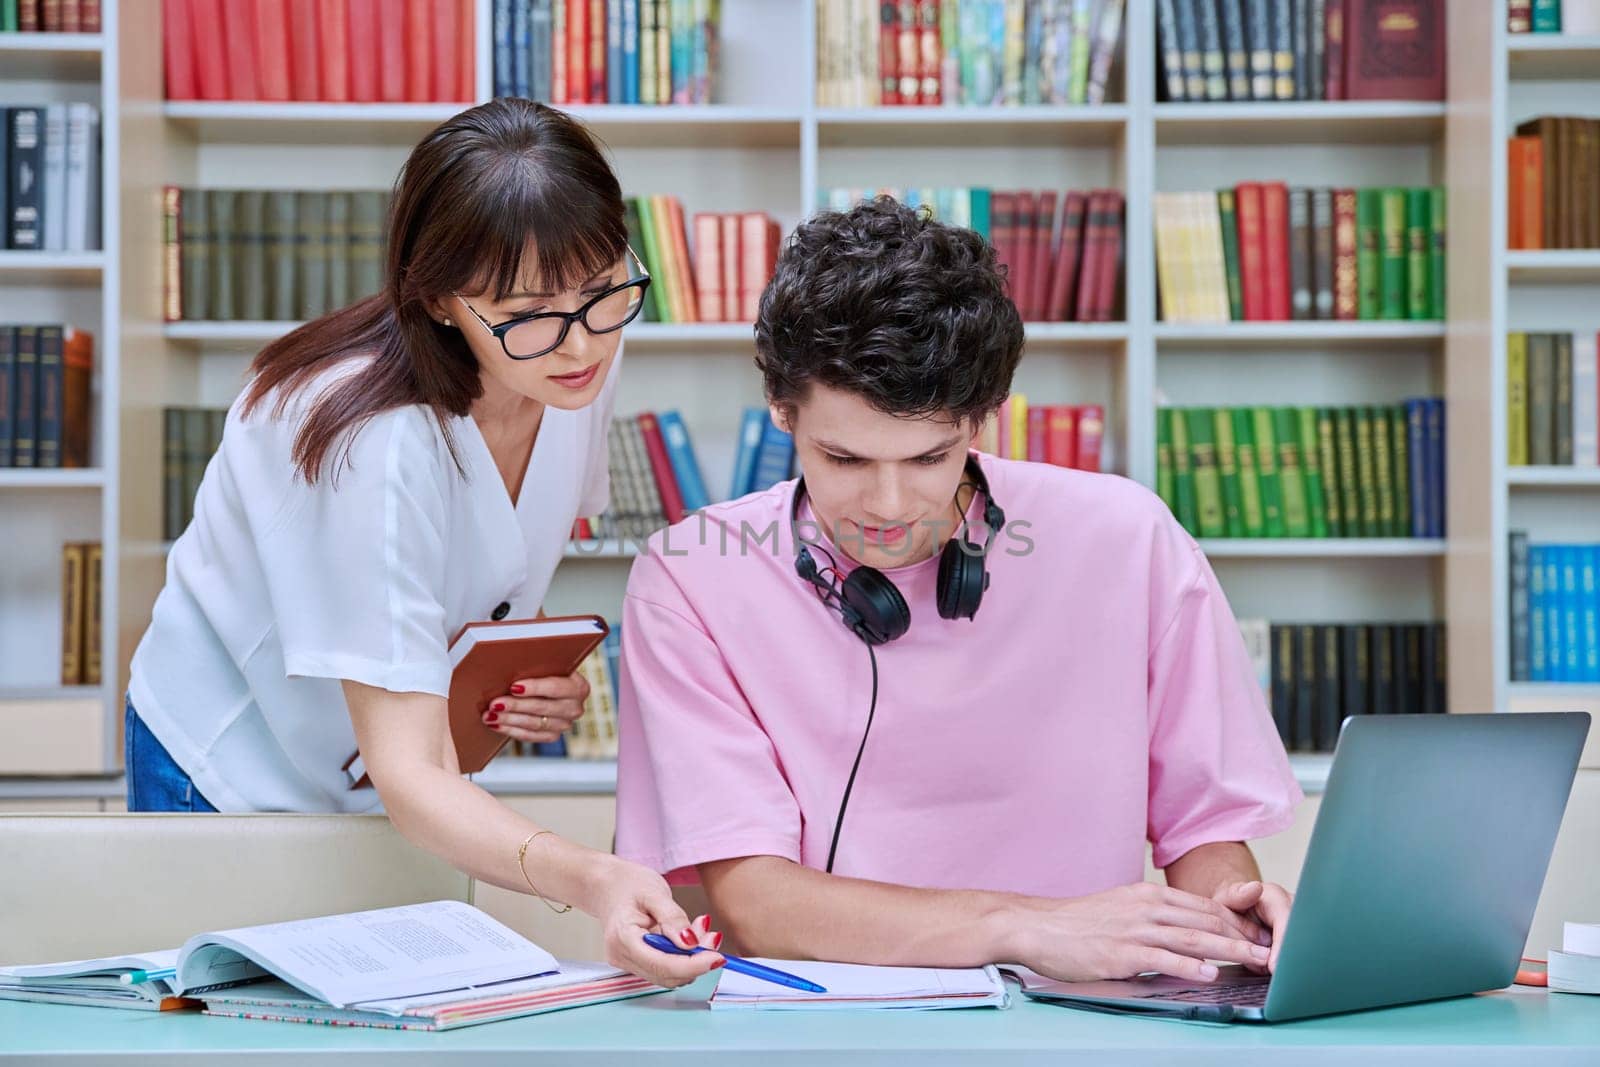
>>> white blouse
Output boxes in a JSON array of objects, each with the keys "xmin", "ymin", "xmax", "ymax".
[{"xmin": 127, "ymin": 346, "xmax": 619, "ymax": 812}]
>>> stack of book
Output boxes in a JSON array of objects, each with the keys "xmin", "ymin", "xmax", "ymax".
[
  {"xmin": 162, "ymin": 0, "xmax": 475, "ymax": 103},
  {"xmin": 3, "ymin": 105, "xmax": 102, "ymax": 252},
  {"xmin": 1508, "ymin": 533, "xmax": 1600, "ymax": 684},
  {"xmin": 1157, "ymin": 0, "xmax": 1444, "ymax": 104},
  {"xmin": 1155, "ymin": 185, "xmax": 1445, "ymax": 322},
  {"xmin": 626, "ymin": 196, "xmax": 779, "ymax": 324},
  {"xmin": 816, "ymin": 0, "xmax": 1126, "ymax": 107},
  {"xmin": 58, "ymin": 541, "xmax": 103, "ymax": 687},
  {"xmin": 160, "ymin": 188, "xmax": 391, "ymax": 322},
  {"xmin": 573, "ymin": 409, "xmax": 711, "ymax": 543},
  {"xmin": 1157, "ymin": 401, "xmax": 1445, "ymax": 540},
  {"xmin": 493, "ymin": 0, "xmax": 722, "ymax": 104},
  {"xmin": 0, "ymin": 326, "xmax": 94, "ymax": 469},
  {"xmin": 975, "ymin": 394, "xmax": 1105, "ymax": 472},
  {"xmin": 1508, "ymin": 0, "xmax": 1600, "ymax": 34},
  {"xmin": 1238, "ymin": 618, "xmax": 1448, "ymax": 753},
  {"xmin": 1506, "ymin": 331, "xmax": 1599, "ymax": 467},
  {"xmin": 161, "ymin": 407, "xmax": 226, "ymax": 542},
  {"xmin": 514, "ymin": 628, "xmax": 622, "ymax": 759},
  {"xmin": 819, "ymin": 187, "xmax": 1125, "ymax": 323},
  {"xmin": 1508, "ymin": 118, "xmax": 1600, "ymax": 251},
  {"xmin": 1, "ymin": 1, "xmax": 100, "ymax": 31}
]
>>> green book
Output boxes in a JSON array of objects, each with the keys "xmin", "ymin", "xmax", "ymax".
[
  {"xmin": 1317, "ymin": 408, "xmax": 1343, "ymax": 537},
  {"xmin": 1428, "ymin": 187, "xmax": 1446, "ymax": 320},
  {"xmin": 1214, "ymin": 408, "xmax": 1246, "ymax": 538},
  {"xmin": 1189, "ymin": 409, "xmax": 1227, "ymax": 538},
  {"xmin": 1217, "ymin": 189, "xmax": 1244, "ymax": 321},
  {"xmin": 1233, "ymin": 408, "xmax": 1266, "ymax": 537},
  {"xmin": 623, "ymin": 198, "xmax": 657, "ymax": 323},
  {"xmin": 1273, "ymin": 407, "xmax": 1311, "ymax": 538},
  {"xmin": 1391, "ymin": 406, "xmax": 1412, "ymax": 538},
  {"xmin": 1335, "ymin": 408, "xmax": 1362, "ymax": 538},
  {"xmin": 348, "ymin": 191, "xmax": 385, "ymax": 304},
  {"xmin": 1297, "ymin": 407, "xmax": 1328, "ymax": 538},
  {"xmin": 633, "ymin": 197, "xmax": 672, "ymax": 322},
  {"xmin": 210, "ymin": 190, "xmax": 238, "ymax": 322},
  {"xmin": 1251, "ymin": 407, "xmax": 1286, "ymax": 538},
  {"xmin": 179, "ymin": 188, "xmax": 210, "ymax": 322},
  {"xmin": 1353, "ymin": 407, "xmax": 1380, "ymax": 537},
  {"xmin": 1170, "ymin": 408, "xmax": 1200, "ymax": 535},
  {"xmin": 297, "ymin": 192, "xmax": 329, "ymax": 321},
  {"xmin": 0, "ymin": 0, "xmax": 15, "ymax": 32},
  {"xmin": 1356, "ymin": 189, "xmax": 1382, "ymax": 320},
  {"xmin": 1370, "ymin": 406, "xmax": 1396, "ymax": 536},
  {"xmin": 265, "ymin": 191, "xmax": 298, "ymax": 322},
  {"xmin": 1379, "ymin": 188, "xmax": 1408, "ymax": 320},
  {"xmin": 325, "ymin": 192, "xmax": 351, "ymax": 310},
  {"xmin": 1156, "ymin": 407, "xmax": 1176, "ymax": 515},
  {"xmin": 969, "ymin": 188, "xmax": 992, "ymax": 242},
  {"xmin": 1533, "ymin": 0, "xmax": 1561, "ymax": 33},
  {"xmin": 235, "ymin": 191, "xmax": 267, "ymax": 322},
  {"xmin": 1405, "ymin": 188, "xmax": 1430, "ymax": 320}
]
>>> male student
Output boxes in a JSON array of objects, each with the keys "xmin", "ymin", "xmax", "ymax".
[{"xmin": 614, "ymin": 198, "xmax": 1302, "ymax": 984}]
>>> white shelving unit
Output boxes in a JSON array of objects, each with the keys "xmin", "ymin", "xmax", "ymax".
[{"xmin": 1, "ymin": 20, "xmax": 122, "ymax": 775}]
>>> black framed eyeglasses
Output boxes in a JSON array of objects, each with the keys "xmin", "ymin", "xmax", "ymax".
[{"xmin": 455, "ymin": 247, "xmax": 652, "ymax": 360}]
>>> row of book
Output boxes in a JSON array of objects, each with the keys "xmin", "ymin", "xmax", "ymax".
[
  {"xmin": 1157, "ymin": 401, "xmax": 1446, "ymax": 540},
  {"xmin": 1155, "ymin": 185, "xmax": 1445, "ymax": 323},
  {"xmin": 1508, "ymin": 0, "xmax": 1600, "ymax": 33},
  {"xmin": 509, "ymin": 625, "xmax": 622, "ymax": 760},
  {"xmin": 492, "ymin": 0, "xmax": 721, "ymax": 105},
  {"xmin": 816, "ymin": 0, "xmax": 1126, "ymax": 108},
  {"xmin": 161, "ymin": 407, "xmax": 226, "ymax": 543},
  {"xmin": 0, "ymin": 326, "xmax": 93, "ymax": 469},
  {"xmin": 58, "ymin": 541, "xmax": 103, "ymax": 688},
  {"xmin": 820, "ymin": 187, "xmax": 1125, "ymax": 323},
  {"xmin": 160, "ymin": 188, "xmax": 391, "ymax": 323},
  {"xmin": 1508, "ymin": 534, "xmax": 1600, "ymax": 684},
  {"xmin": 629, "ymin": 197, "xmax": 778, "ymax": 324},
  {"xmin": 976, "ymin": 395, "xmax": 1105, "ymax": 471},
  {"xmin": 162, "ymin": 0, "xmax": 475, "ymax": 103},
  {"xmin": 1507, "ymin": 331, "xmax": 1599, "ymax": 468},
  {"xmin": 3, "ymin": 105, "xmax": 102, "ymax": 252},
  {"xmin": 0, "ymin": 0, "xmax": 99, "ymax": 31},
  {"xmin": 1158, "ymin": 0, "xmax": 1445, "ymax": 104},
  {"xmin": 1508, "ymin": 118, "xmax": 1600, "ymax": 252},
  {"xmin": 1240, "ymin": 619, "xmax": 1448, "ymax": 754}
]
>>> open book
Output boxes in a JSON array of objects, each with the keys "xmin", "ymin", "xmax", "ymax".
[
  {"xmin": 0, "ymin": 901, "xmax": 661, "ymax": 1027},
  {"xmin": 709, "ymin": 960, "xmax": 1008, "ymax": 1011}
]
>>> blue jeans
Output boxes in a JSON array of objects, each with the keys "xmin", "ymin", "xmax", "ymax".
[{"xmin": 124, "ymin": 697, "xmax": 219, "ymax": 812}]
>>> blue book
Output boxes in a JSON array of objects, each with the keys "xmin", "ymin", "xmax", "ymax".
[
  {"xmin": 728, "ymin": 407, "xmax": 767, "ymax": 499},
  {"xmin": 622, "ymin": 0, "xmax": 640, "ymax": 103},
  {"xmin": 1562, "ymin": 546, "xmax": 1583, "ymax": 682},
  {"xmin": 1546, "ymin": 547, "xmax": 1565, "ymax": 682},
  {"xmin": 1403, "ymin": 399, "xmax": 1427, "ymax": 537},
  {"xmin": 510, "ymin": 0, "xmax": 530, "ymax": 98},
  {"xmin": 671, "ymin": 0, "xmax": 692, "ymax": 103},
  {"xmin": 751, "ymin": 415, "xmax": 796, "ymax": 492},
  {"xmin": 658, "ymin": 410, "xmax": 710, "ymax": 510},
  {"xmin": 531, "ymin": 0, "xmax": 553, "ymax": 102},
  {"xmin": 1582, "ymin": 546, "xmax": 1600, "ymax": 682},
  {"xmin": 493, "ymin": 0, "xmax": 514, "ymax": 97},
  {"xmin": 604, "ymin": 624, "xmax": 622, "ymax": 706},
  {"xmin": 1529, "ymin": 545, "xmax": 1548, "ymax": 682},
  {"xmin": 607, "ymin": 0, "xmax": 624, "ymax": 103},
  {"xmin": 1426, "ymin": 397, "xmax": 1445, "ymax": 538}
]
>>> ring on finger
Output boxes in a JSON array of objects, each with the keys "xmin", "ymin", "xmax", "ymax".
[{"xmin": 539, "ymin": 714, "xmax": 548, "ymax": 731}]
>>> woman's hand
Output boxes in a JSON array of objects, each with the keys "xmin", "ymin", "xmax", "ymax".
[
  {"xmin": 582, "ymin": 854, "xmax": 726, "ymax": 988},
  {"xmin": 482, "ymin": 670, "xmax": 590, "ymax": 744}
]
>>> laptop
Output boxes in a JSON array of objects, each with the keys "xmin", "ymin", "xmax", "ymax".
[{"xmin": 1013, "ymin": 711, "xmax": 1591, "ymax": 1022}]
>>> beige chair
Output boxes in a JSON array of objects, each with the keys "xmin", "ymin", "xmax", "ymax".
[{"xmin": 0, "ymin": 814, "xmax": 472, "ymax": 966}]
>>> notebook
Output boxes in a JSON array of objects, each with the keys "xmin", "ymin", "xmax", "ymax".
[
  {"xmin": 0, "ymin": 949, "xmax": 191, "ymax": 1011},
  {"xmin": 709, "ymin": 960, "xmax": 1008, "ymax": 1011}
]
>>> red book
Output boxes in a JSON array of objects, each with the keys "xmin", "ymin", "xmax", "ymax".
[
  {"xmin": 60, "ymin": 0, "xmax": 79, "ymax": 31},
  {"xmin": 1074, "ymin": 404, "xmax": 1105, "ymax": 472},
  {"xmin": 879, "ymin": 3, "xmax": 901, "ymax": 105},
  {"xmin": 252, "ymin": 0, "xmax": 292, "ymax": 100},
  {"xmin": 990, "ymin": 192, "xmax": 1016, "ymax": 310},
  {"xmin": 1026, "ymin": 405, "xmax": 1049, "ymax": 462},
  {"xmin": 379, "ymin": 1, "xmax": 406, "ymax": 100},
  {"xmin": 1029, "ymin": 190, "xmax": 1057, "ymax": 322},
  {"xmin": 347, "ymin": 0, "xmax": 380, "ymax": 101},
  {"xmin": 1344, "ymin": 0, "xmax": 1445, "ymax": 101},
  {"xmin": 405, "ymin": 0, "xmax": 433, "ymax": 101},
  {"xmin": 1333, "ymin": 188, "xmax": 1359, "ymax": 319},
  {"xmin": 162, "ymin": 0, "xmax": 198, "ymax": 100},
  {"xmin": 432, "ymin": 0, "xmax": 460, "ymax": 104},
  {"xmin": 1074, "ymin": 191, "xmax": 1105, "ymax": 324},
  {"xmin": 568, "ymin": 0, "xmax": 589, "ymax": 104},
  {"xmin": 719, "ymin": 214, "xmax": 741, "ymax": 321},
  {"xmin": 82, "ymin": 0, "xmax": 99, "ymax": 32},
  {"xmin": 739, "ymin": 213, "xmax": 775, "ymax": 322},
  {"xmin": 190, "ymin": 0, "xmax": 229, "ymax": 100},
  {"xmin": 692, "ymin": 213, "xmax": 723, "ymax": 322},
  {"xmin": 1324, "ymin": 0, "xmax": 1346, "ymax": 100},
  {"xmin": 1045, "ymin": 405, "xmax": 1078, "ymax": 468},
  {"xmin": 320, "ymin": 0, "xmax": 351, "ymax": 102},
  {"xmin": 287, "ymin": 0, "xmax": 320, "ymax": 101},
  {"xmin": 897, "ymin": 0, "xmax": 919, "ymax": 103},
  {"xmin": 918, "ymin": 0, "xmax": 941, "ymax": 105},
  {"xmin": 636, "ymin": 413, "xmax": 687, "ymax": 525},
  {"xmin": 221, "ymin": 0, "xmax": 260, "ymax": 100},
  {"xmin": 1235, "ymin": 182, "xmax": 1266, "ymax": 321},
  {"xmin": 457, "ymin": 0, "xmax": 476, "ymax": 100},
  {"xmin": 589, "ymin": 0, "xmax": 607, "ymax": 102},
  {"xmin": 1508, "ymin": 136, "xmax": 1544, "ymax": 251},
  {"xmin": 1091, "ymin": 191, "xmax": 1124, "ymax": 322},
  {"xmin": 1013, "ymin": 192, "xmax": 1037, "ymax": 320},
  {"xmin": 1045, "ymin": 191, "xmax": 1087, "ymax": 322},
  {"xmin": 1260, "ymin": 181, "xmax": 1291, "ymax": 321},
  {"xmin": 573, "ymin": 518, "xmax": 593, "ymax": 541}
]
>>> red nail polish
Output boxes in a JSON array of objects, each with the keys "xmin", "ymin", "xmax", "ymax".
[
  {"xmin": 710, "ymin": 959, "xmax": 725, "ymax": 969},
  {"xmin": 711, "ymin": 932, "xmax": 724, "ymax": 950},
  {"xmin": 680, "ymin": 928, "xmax": 695, "ymax": 943},
  {"xmin": 491, "ymin": 702, "xmax": 506, "ymax": 712},
  {"xmin": 511, "ymin": 684, "xmax": 525, "ymax": 695},
  {"xmin": 484, "ymin": 712, "xmax": 499, "ymax": 724}
]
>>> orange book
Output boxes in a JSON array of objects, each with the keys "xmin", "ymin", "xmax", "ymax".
[
  {"xmin": 221, "ymin": 0, "xmax": 259, "ymax": 100},
  {"xmin": 432, "ymin": 0, "xmax": 460, "ymax": 104},
  {"xmin": 1046, "ymin": 405, "xmax": 1078, "ymax": 468},
  {"xmin": 664, "ymin": 197, "xmax": 699, "ymax": 323},
  {"xmin": 589, "ymin": 0, "xmax": 606, "ymax": 102},
  {"xmin": 568, "ymin": 0, "xmax": 589, "ymax": 104},
  {"xmin": 1075, "ymin": 404, "xmax": 1105, "ymax": 472},
  {"xmin": 319, "ymin": 0, "xmax": 350, "ymax": 101},
  {"xmin": 287, "ymin": 0, "xmax": 320, "ymax": 100},
  {"xmin": 253, "ymin": 0, "xmax": 292, "ymax": 100},
  {"xmin": 405, "ymin": 0, "xmax": 433, "ymax": 101},
  {"xmin": 1509, "ymin": 136, "xmax": 1544, "ymax": 251},
  {"xmin": 719, "ymin": 214, "xmax": 741, "ymax": 321},
  {"xmin": 62, "ymin": 329, "xmax": 93, "ymax": 469}
]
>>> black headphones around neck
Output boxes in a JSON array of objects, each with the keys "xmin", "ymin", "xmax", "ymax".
[{"xmin": 789, "ymin": 453, "xmax": 1007, "ymax": 646}]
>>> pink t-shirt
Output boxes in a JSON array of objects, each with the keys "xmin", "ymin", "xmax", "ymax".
[{"xmin": 614, "ymin": 453, "xmax": 1302, "ymax": 894}]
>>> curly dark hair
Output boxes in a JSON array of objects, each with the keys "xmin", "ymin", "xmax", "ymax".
[{"xmin": 754, "ymin": 196, "xmax": 1024, "ymax": 427}]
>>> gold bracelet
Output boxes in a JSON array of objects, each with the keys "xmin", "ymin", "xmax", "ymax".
[{"xmin": 516, "ymin": 830, "xmax": 573, "ymax": 914}]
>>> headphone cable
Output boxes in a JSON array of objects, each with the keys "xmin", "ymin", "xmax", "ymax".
[{"xmin": 825, "ymin": 641, "xmax": 880, "ymax": 875}]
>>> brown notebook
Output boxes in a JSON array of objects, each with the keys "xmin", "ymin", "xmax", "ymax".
[{"xmin": 345, "ymin": 614, "xmax": 610, "ymax": 789}]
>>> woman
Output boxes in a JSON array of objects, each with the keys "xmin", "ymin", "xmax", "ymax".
[{"xmin": 125, "ymin": 99, "xmax": 723, "ymax": 986}]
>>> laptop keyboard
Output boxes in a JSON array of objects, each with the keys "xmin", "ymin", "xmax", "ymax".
[{"xmin": 1154, "ymin": 979, "xmax": 1271, "ymax": 1006}]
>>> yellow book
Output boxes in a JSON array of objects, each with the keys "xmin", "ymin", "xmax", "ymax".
[
  {"xmin": 1154, "ymin": 194, "xmax": 1180, "ymax": 322},
  {"xmin": 59, "ymin": 543, "xmax": 85, "ymax": 687},
  {"xmin": 1507, "ymin": 331, "xmax": 1528, "ymax": 466},
  {"xmin": 1009, "ymin": 392, "xmax": 1029, "ymax": 461},
  {"xmin": 83, "ymin": 542, "xmax": 103, "ymax": 687}
]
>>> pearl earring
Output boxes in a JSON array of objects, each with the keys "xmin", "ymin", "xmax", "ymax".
[{"xmin": 442, "ymin": 317, "xmax": 454, "ymax": 327}]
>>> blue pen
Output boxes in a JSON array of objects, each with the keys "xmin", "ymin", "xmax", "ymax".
[
  {"xmin": 642, "ymin": 933, "xmax": 828, "ymax": 994},
  {"xmin": 119, "ymin": 967, "xmax": 176, "ymax": 985}
]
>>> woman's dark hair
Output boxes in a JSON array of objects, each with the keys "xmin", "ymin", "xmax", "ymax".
[
  {"xmin": 242, "ymin": 98, "xmax": 627, "ymax": 483},
  {"xmin": 754, "ymin": 196, "xmax": 1024, "ymax": 428}
]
